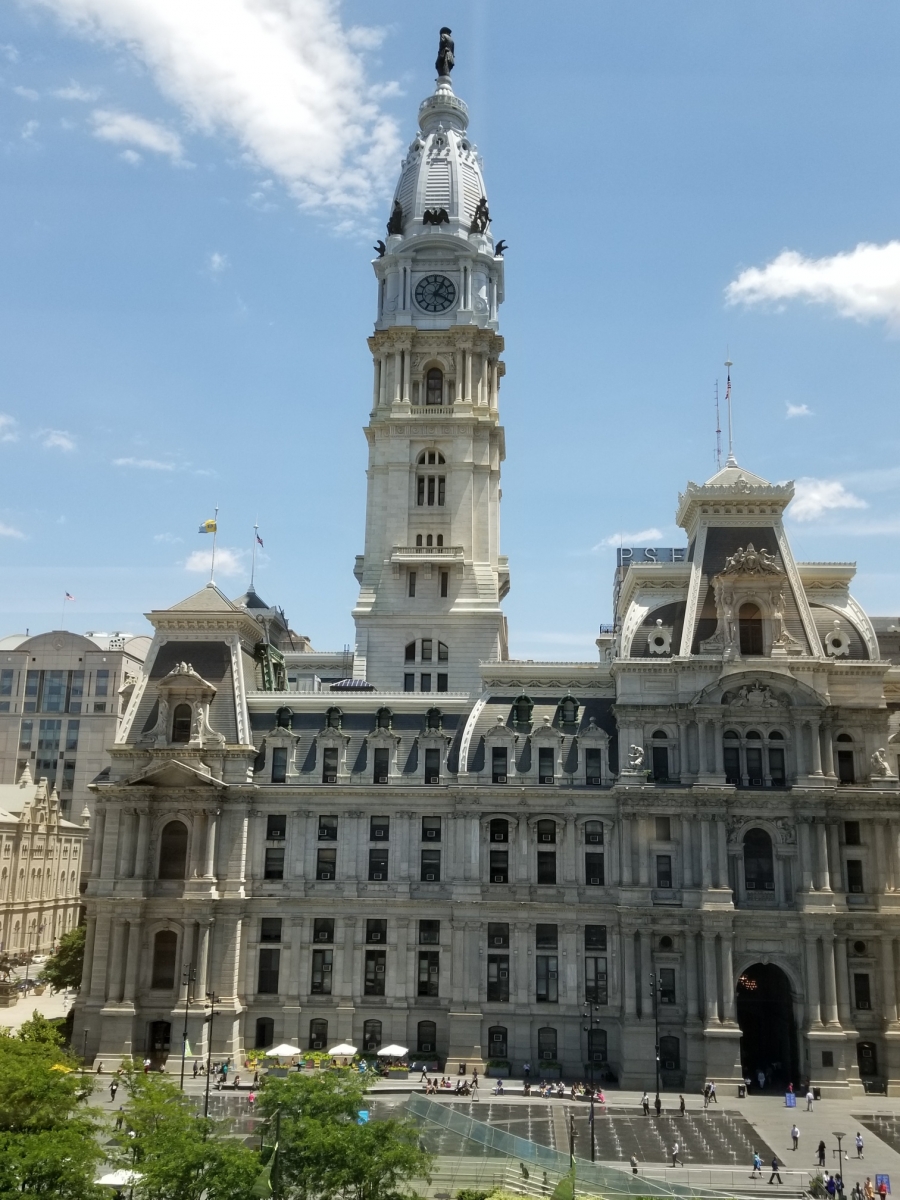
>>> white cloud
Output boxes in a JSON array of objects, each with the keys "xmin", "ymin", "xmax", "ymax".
[
  {"xmin": 791, "ymin": 477, "xmax": 867, "ymax": 521},
  {"xmin": 21, "ymin": 120, "xmax": 39, "ymax": 140},
  {"xmin": 0, "ymin": 44, "xmax": 20, "ymax": 63},
  {"xmin": 55, "ymin": 81, "xmax": 100, "ymax": 101},
  {"xmin": 154, "ymin": 532, "xmax": 183, "ymax": 543},
  {"xmin": 0, "ymin": 415, "xmax": 18, "ymax": 443},
  {"xmin": 24, "ymin": 0, "xmax": 401, "ymax": 214},
  {"xmin": 786, "ymin": 403, "xmax": 813, "ymax": 418},
  {"xmin": 120, "ymin": 148, "xmax": 141, "ymax": 165},
  {"xmin": 92, "ymin": 108, "xmax": 184, "ymax": 162},
  {"xmin": 41, "ymin": 429, "xmax": 76, "ymax": 451},
  {"xmin": 0, "ymin": 521, "xmax": 24, "ymax": 539},
  {"xmin": 207, "ymin": 250, "xmax": 229, "ymax": 274},
  {"xmin": 184, "ymin": 546, "xmax": 243, "ymax": 577},
  {"xmin": 727, "ymin": 241, "xmax": 900, "ymax": 327},
  {"xmin": 13, "ymin": 85, "xmax": 40, "ymax": 100},
  {"xmin": 595, "ymin": 527, "xmax": 663, "ymax": 550},
  {"xmin": 113, "ymin": 456, "xmax": 174, "ymax": 470}
]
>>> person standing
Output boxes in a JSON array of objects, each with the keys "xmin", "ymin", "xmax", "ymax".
[
  {"xmin": 836, "ymin": 1175, "xmax": 846, "ymax": 1200},
  {"xmin": 855, "ymin": 1133, "xmax": 864, "ymax": 1160},
  {"xmin": 758, "ymin": 1069, "xmax": 766, "ymax": 1090},
  {"xmin": 641, "ymin": 1091, "xmax": 650, "ymax": 1116},
  {"xmin": 671, "ymin": 1142, "xmax": 683, "ymax": 1167},
  {"xmin": 109, "ymin": 1079, "xmax": 119, "ymax": 1103},
  {"xmin": 806, "ymin": 1087, "xmax": 815, "ymax": 1111},
  {"xmin": 523, "ymin": 1061, "xmax": 531, "ymax": 1080},
  {"xmin": 826, "ymin": 1174, "xmax": 837, "ymax": 1198},
  {"xmin": 877, "ymin": 1179, "xmax": 888, "ymax": 1200},
  {"xmin": 655, "ymin": 1093, "xmax": 662, "ymax": 1117},
  {"xmin": 792, "ymin": 1124, "xmax": 800, "ymax": 1151},
  {"xmin": 769, "ymin": 1156, "xmax": 783, "ymax": 1184},
  {"xmin": 709, "ymin": 1080, "xmax": 717, "ymax": 1103},
  {"xmin": 631, "ymin": 1155, "xmax": 639, "ymax": 1176},
  {"xmin": 864, "ymin": 1180, "xmax": 875, "ymax": 1200},
  {"xmin": 818, "ymin": 1142, "xmax": 827, "ymax": 1168},
  {"xmin": 679, "ymin": 1095, "xmax": 686, "ymax": 1116}
]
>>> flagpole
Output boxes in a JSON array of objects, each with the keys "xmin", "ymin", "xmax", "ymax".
[
  {"xmin": 251, "ymin": 519, "xmax": 259, "ymax": 590},
  {"xmin": 725, "ymin": 358, "xmax": 736, "ymax": 467},
  {"xmin": 210, "ymin": 505, "xmax": 219, "ymax": 584},
  {"xmin": 60, "ymin": 594, "xmax": 66, "ymax": 630}
]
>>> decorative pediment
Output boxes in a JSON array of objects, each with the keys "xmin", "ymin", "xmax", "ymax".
[
  {"xmin": 158, "ymin": 662, "xmax": 217, "ymax": 695},
  {"xmin": 720, "ymin": 543, "xmax": 782, "ymax": 576},
  {"xmin": 484, "ymin": 715, "xmax": 517, "ymax": 743},
  {"xmin": 723, "ymin": 682, "xmax": 784, "ymax": 709},
  {"xmin": 530, "ymin": 714, "xmax": 563, "ymax": 744},
  {"xmin": 125, "ymin": 759, "xmax": 223, "ymax": 788}
]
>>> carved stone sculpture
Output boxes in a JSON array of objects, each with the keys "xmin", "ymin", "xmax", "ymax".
[
  {"xmin": 470, "ymin": 196, "xmax": 490, "ymax": 234},
  {"xmin": 386, "ymin": 201, "xmax": 403, "ymax": 236},
  {"xmin": 721, "ymin": 543, "xmax": 781, "ymax": 576},
  {"xmin": 871, "ymin": 748, "xmax": 893, "ymax": 778},
  {"xmin": 628, "ymin": 744, "xmax": 645, "ymax": 770},
  {"xmin": 729, "ymin": 683, "xmax": 780, "ymax": 709},
  {"xmin": 436, "ymin": 27, "xmax": 455, "ymax": 77}
]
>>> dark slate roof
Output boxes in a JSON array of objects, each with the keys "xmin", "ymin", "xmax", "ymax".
[
  {"xmin": 465, "ymin": 696, "xmax": 618, "ymax": 774},
  {"xmin": 630, "ymin": 601, "xmax": 687, "ymax": 658},
  {"xmin": 810, "ymin": 605, "xmax": 869, "ymax": 660},
  {"xmin": 234, "ymin": 588, "xmax": 269, "ymax": 610},
  {"xmin": 132, "ymin": 640, "xmax": 239, "ymax": 745},
  {"xmin": 330, "ymin": 679, "xmax": 376, "ymax": 691}
]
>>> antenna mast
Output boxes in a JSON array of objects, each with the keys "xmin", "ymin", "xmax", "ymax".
[
  {"xmin": 715, "ymin": 379, "xmax": 722, "ymax": 470},
  {"xmin": 724, "ymin": 358, "xmax": 737, "ymax": 467}
]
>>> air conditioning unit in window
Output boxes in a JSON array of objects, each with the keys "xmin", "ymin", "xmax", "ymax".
[
  {"xmin": 858, "ymin": 999, "xmax": 871, "ymax": 1009},
  {"xmin": 851, "ymin": 884, "xmax": 863, "ymax": 893},
  {"xmin": 664, "ymin": 1060, "xmax": 676, "ymax": 1070},
  {"xmin": 421, "ymin": 1042, "xmax": 433, "ymax": 1052},
  {"xmin": 370, "ymin": 932, "xmax": 381, "ymax": 940},
  {"xmin": 366, "ymin": 1042, "xmax": 377, "ymax": 1051},
  {"xmin": 588, "ymin": 834, "xmax": 601, "ymax": 843},
  {"xmin": 586, "ymin": 776, "xmax": 600, "ymax": 785},
  {"xmin": 746, "ymin": 881, "xmax": 756, "ymax": 889},
  {"xmin": 425, "ymin": 830, "xmax": 437, "ymax": 838},
  {"xmin": 319, "ymin": 872, "xmax": 332, "ymax": 880},
  {"xmin": 323, "ymin": 963, "xmax": 331, "ymax": 972},
  {"xmin": 749, "ymin": 777, "xmax": 764, "ymax": 787},
  {"xmin": 425, "ymin": 873, "xmax": 436, "ymax": 881},
  {"xmin": 495, "ymin": 775, "xmax": 507, "ymax": 783},
  {"xmin": 493, "ymin": 833, "xmax": 504, "ymax": 841},
  {"xmin": 589, "ymin": 876, "xmax": 601, "ymax": 885},
  {"xmin": 426, "ymin": 774, "xmax": 439, "ymax": 784},
  {"xmin": 765, "ymin": 881, "xmax": 775, "ymax": 890},
  {"xmin": 541, "ymin": 1051, "xmax": 553, "ymax": 1060},
  {"xmin": 376, "ymin": 965, "xmax": 385, "ymax": 974},
  {"xmin": 372, "ymin": 873, "xmax": 383, "ymax": 881},
  {"xmin": 312, "ymin": 1040, "xmax": 323, "ymax": 1049},
  {"xmin": 499, "ymin": 970, "xmax": 508, "ymax": 979},
  {"xmin": 377, "ymin": 775, "xmax": 388, "ymax": 784},
  {"xmin": 317, "ymin": 932, "xmax": 329, "ymax": 941},
  {"xmin": 325, "ymin": 774, "xmax": 336, "ymax": 784},
  {"xmin": 541, "ymin": 833, "xmax": 552, "ymax": 842},
  {"xmin": 540, "ymin": 775, "xmax": 554, "ymax": 784},
  {"xmin": 493, "ymin": 937, "xmax": 504, "ymax": 945},
  {"xmin": 493, "ymin": 875, "xmax": 505, "ymax": 883}
]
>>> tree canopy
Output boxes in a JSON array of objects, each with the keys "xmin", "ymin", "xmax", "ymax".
[{"xmin": 38, "ymin": 923, "xmax": 86, "ymax": 992}]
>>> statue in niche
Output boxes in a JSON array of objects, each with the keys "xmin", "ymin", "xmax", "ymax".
[
  {"xmin": 386, "ymin": 200, "xmax": 404, "ymax": 236},
  {"xmin": 871, "ymin": 748, "xmax": 893, "ymax": 778},
  {"xmin": 436, "ymin": 27, "xmax": 455, "ymax": 77},
  {"xmin": 470, "ymin": 196, "xmax": 491, "ymax": 234},
  {"xmin": 627, "ymin": 744, "xmax": 645, "ymax": 770}
]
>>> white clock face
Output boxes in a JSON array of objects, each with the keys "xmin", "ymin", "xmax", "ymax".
[{"xmin": 415, "ymin": 274, "xmax": 457, "ymax": 313}]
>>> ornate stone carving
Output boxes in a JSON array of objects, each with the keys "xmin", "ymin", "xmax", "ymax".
[
  {"xmin": 721, "ymin": 543, "xmax": 781, "ymax": 575},
  {"xmin": 628, "ymin": 745, "xmax": 644, "ymax": 770},
  {"xmin": 647, "ymin": 619, "xmax": 673, "ymax": 655},
  {"xmin": 871, "ymin": 748, "xmax": 894, "ymax": 779},
  {"xmin": 824, "ymin": 619, "xmax": 850, "ymax": 657},
  {"xmin": 725, "ymin": 683, "xmax": 780, "ymax": 709}
]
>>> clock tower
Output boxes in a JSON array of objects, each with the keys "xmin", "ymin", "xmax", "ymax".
[{"xmin": 352, "ymin": 35, "xmax": 509, "ymax": 694}]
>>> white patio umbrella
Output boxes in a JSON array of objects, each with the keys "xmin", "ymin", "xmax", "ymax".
[
  {"xmin": 376, "ymin": 1044, "xmax": 409, "ymax": 1056},
  {"xmin": 328, "ymin": 1042, "xmax": 358, "ymax": 1055},
  {"xmin": 265, "ymin": 1043, "xmax": 303, "ymax": 1057},
  {"xmin": 97, "ymin": 1170, "xmax": 141, "ymax": 1187}
]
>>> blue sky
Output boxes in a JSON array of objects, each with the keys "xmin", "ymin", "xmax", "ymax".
[{"xmin": 2, "ymin": 1, "xmax": 900, "ymax": 658}]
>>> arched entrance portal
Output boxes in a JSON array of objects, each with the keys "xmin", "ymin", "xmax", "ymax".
[{"xmin": 736, "ymin": 963, "xmax": 799, "ymax": 1087}]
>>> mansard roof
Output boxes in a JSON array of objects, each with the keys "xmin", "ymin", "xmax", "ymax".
[{"xmin": 165, "ymin": 583, "xmax": 240, "ymax": 613}]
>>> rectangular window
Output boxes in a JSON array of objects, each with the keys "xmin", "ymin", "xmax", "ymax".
[
  {"xmin": 41, "ymin": 670, "xmax": 65, "ymax": 713},
  {"xmin": 438, "ymin": 641, "xmax": 448, "ymax": 662},
  {"xmin": 404, "ymin": 673, "xmax": 415, "ymax": 692},
  {"xmin": 437, "ymin": 476, "xmax": 445, "ymax": 506},
  {"xmin": 364, "ymin": 949, "xmax": 386, "ymax": 996},
  {"xmin": 440, "ymin": 571, "xmax": 449, "ymax": 598},
  {"xmin": 421, "ymin": 848, "xmax": 441, "ymax": 882},
  {"xmin": 313, "ymin": 917, "xmax": 334, "ymax": 943},
  {"xmin": 368, "ymin": 847, "xmax": 388, "ymax": 881},
  {"xmin": 845, "ymin": 820, "xmax": 861, "ymax": 846},
  {"xmin": 417, "ymin": 476, "xmax": 425, "ymax": 506},
  {"xmin": 257, "ymin": 948, "xmax": 280, "ymax": 994},
  {"xmin": 19, "ymin": 719, "xmax": 33, "ymax": 750},
  {"xmin": 405, "ymin": 641, "xmax": 416, "ymax": 662},
  {"xmin": 536, "ymin": 924, "xmax": 558, "ymax": 950},
  {"xmin": 585, "ymin": 924, "xmax": 607, "ymax": 952},
  {"xmin": 422, "ymin": 816, "xmax": 441, "ymax": 841},
  {"xmin": 421, "ymin": 638, "xmax": 433, "ymax": 662},
  {"xmin": 586, "ymin": 956, "xmax": 608, "ymax": 1004},
  {"xmin": 36, "ymin": 719, "xmax": 61, "ymax": 783},
  {"xmin": 487, "ymin": 954, "xmax": 510, "ymax": 1002},
  {"xmin": 264, "ymin": 848, "xmax": 285, "ymax": 880},
  {"xmin": 316, "ymin": 848, "xmax": 336, "ymax": 880},
  {"xmin": 490, "ymin": 849, "xmax": 509, "ymax": 883},
  {"xmin": 65, "ymin": 720, "xmax": 79, "ymax": 751},
  {"xmin": 537, "ymin": 851, "xmax": 556, "ymax": 885},
  {"xmin": 271, "ymin": 747, "xmax": 287, "ymax": 783},
  {"xmin": 492, "ymin": 746, "xmax": 508, "ymax": 783},
  {"xmin": 424, "ymin": 748, "xmax": 441, "ymax": 784},
  {"xmin": 724, "ymin": 746, "xmax": 741, "ymax": 786},
  {"xmin": 311, "ymin": 949, "xmax": 333, "ymax": 993},
  {"xmin": 746, "ymin": 746, "xmax": 764, "ymax": 784},
  {"xmin": 585, "ymin": 747, "xmax": 602, "ymax": 784},
  {"xmin": 24, "ymin": 670, "xmax": 40, "ymax": 713},
  {"xmin": 93, "ymin": 702, "xmax": 107, "ymax": 713},
  {"xmin": 261, "ymin": 918, "xmax": 282, "ymax": 942},
  {"xmin": 373, "ymin": 747, "xmax": 390, "ymax": 783},
  {"xmin": 585, "ymin": 852, "xmax": 605, "ymax": 886},
  {"xmin": 658, "ymin": 966, "xmax": 676, "ymax": 1004},
  {"xmin": 318, "ymin": 815, "xmax": 338, "ymax": 840},
  {"xmin": 837, "ymin": 750, "xmax": 855, "ymax": 784},
  {"xmin": 488, "ymin": 922, "xmax": 510, "ymax": 948},
  {"xmin": 656, "ymin": 854, "xmax": 673, "ymax": 889},
  {"xmin": 0, "ymin": 701, "xmax": 8, "ymax": 714},
  {"xmin": 420, "ymin": 673, "xmax": 431, "ymax": 691},
  {"xmin": 854, "ymin": 973, "xmax": 871, "ymax": 1009},
  {"xmin": 847, "ymin": 859, "xmax": 864, "ymax": 893},
  {"xmin": 651, "ymin": 746, "xmax": 668, "ymax": 782},
  {"xmin": 61, "ymin": 761, "xmax": 76, "ymax": 792},
  {"xmin": 95, "ymin": 669, "xmax": 110, "ymax": 697},
  {"xmin": 0, "ymin": 668, "xmax": 13, "ymax": 696},
  {"xmin": 370, "ymin": 816, "xmax": 389, "ymax": 840},
  {"xmin": 322, "ymin": 747, "xmax": 338, "ymax": 783},
  {"xmin": 408, "ymin": 571, "xmax": 417, "ymax": 598},
  {"xmin": 536, "ymin": 955, "xmax": 559, "ymax": 1002},
  {"xmin": 68, "ymin": 670, "xmax": 84, "ymax": 713},
  {"xmin": 427, "ymin": 476, "xmax": 435, "ymax": 505},
  {"xmin": 436, "ymin": 673, "xmax": 448, "ymax": 692},
  {"xmin": 655, "ymin": 816, "xmax": 671, "ymax": 841},
  {"xmin": 418, "ymin": 951, "xmax": 440, "ymax": 996},
  {"xmin": 769, "ymin": 747, "xmax": 786, "ymax": 785},
  {"xmin": 419, "ymin": 919, "xmax": 440, "ymax": 944},
  {"xmin": 538, "ymin": 746, "xmax": 554, "ymax": 783},
  {"xmin": 366, "ymin": 918, "xmax": 386, "ymax": 943},
  {"xmin": 266, "ymin": 814, "xmax": 286, "ymax": 840}
]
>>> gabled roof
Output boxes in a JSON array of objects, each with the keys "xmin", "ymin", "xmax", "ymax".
[
  {"xmin": 166, "ymin": 583, "xmax": 240, "ymax": 613},
  {"xmin": 123, "ymin": 759, "xmax": 224, "ymax": 788}
]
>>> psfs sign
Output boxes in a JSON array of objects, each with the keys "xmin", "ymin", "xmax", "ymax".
[{"xmin": 616, "ymin": 547, "xmax": 687, "ymax": 566}]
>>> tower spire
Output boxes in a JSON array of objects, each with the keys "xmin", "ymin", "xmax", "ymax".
[{"xmin": 724, "ymin": 358, "xmax": 737, "ymax": 467}]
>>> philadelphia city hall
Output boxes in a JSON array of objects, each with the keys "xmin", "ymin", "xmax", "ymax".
[{"xmin": 76, "ymin": 32, "xmax": 900, "ymax": 1097}]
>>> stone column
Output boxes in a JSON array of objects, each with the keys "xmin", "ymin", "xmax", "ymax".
[
  {"xmin": 721, "ymin": 933, "xmax": 737, "ymax": 1023},
  {"xmin": 882, "ymin": 936, "xmax": 898, "ymax": 1025},
  {"xmin": 81, "ymin": 917, "xmax": 97, "ymax": 992},
  {"xmin": 516, "ymin": 817, "xmax": 530, "ymax": 884},
  {"xmin": 116, "ymin": 811, "xmax": 135, "ymax": 878},
  {"xmin": 622, "ymin": 928, "xmax": 637, "ymax": 1017},
  {"xmin": 637, "ymin": 818, "xmax": 650, "ymax": 888},
  {"xmin": 204, "ymin": 809, "xmax": 219, "ymax": 878},
  {"xmin": 122, "ymin": 919, "xmax": 141, "ymax": 1003},
  {"xmin": 792, "ymin": 718, "xmax": 806, "ymax": 777},
  {"xmin": 106, "ymin": 917, "xmax": 127, "ymax": 1002},
  {"xmin": 809, "ymin": 718, "xmax": 824, "ymax": 776},
  {"xmin": 822, "ymin": 935, "xmax": 840, "ymax": 1026},
  {"xmin": 450, "ymin": 921, "xmax": 465, "ymax": 1004},
  {"xmin": 805, "ymin": 937, "xmax": 822, "ymax": 1027},
  {"xmin": 89, "ymin": 912, "xmax": 112, "ymax": 999},
  {"xmin": 196, "ymin": 920, "xmax": 213, "ymax": 997},
  {"xmin": 562, "ymin": 816, "xmax": 577, "ymax": 885},
  {"xmin": 716, "ymin": 819, "xmax": 730, "ymax": 890},
  {"xmin": 620, "ymin": 818, "xmax": 633, "ymax": 886},
  {"xmin": 700, "ymin": 820, "xmax": 713, "ymax": 889},
  {"xmin": 713, "ymin": 719, "xmax": 725, "ymax": 776},
  {"xmin": 685, "ymin": 932, "xmax": 700, "ymax": 1019},
  {"xmin": 188, "ymin": 813, "xmax": 204, "ymax": 878},
  {"xmin": 798, "ymin": 822, "xmax": 814, "ymax": 892},
  {"xmin": 681, "ymin": 817, "xmax": 694, "ymax": 888},
  {"xmin": 90, "ymin": 807, "xmax": 106, "ymax": 878},
  {"xmin": 815, "ymin": 822, "xmax": 832, "ymax": 892},
  {"xmin": 133, "ymin": 810, "xmax": 151, "ymax": 879},
  {"xmin": 702, "ymin": 933, "xmax": 719, "ymax": 1026},
  {"xmin": 835, "ymin": 937, "xmax": 852, "ymax": 1027}
]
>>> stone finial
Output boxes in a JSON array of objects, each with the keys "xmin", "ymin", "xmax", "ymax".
[
  {"xmin": 17, "ymin": 761, "xmax": 33, "ymax": 788},
  {"xmin": 80, "ymin": 804, "xmax": 91, "ymax": 827}
]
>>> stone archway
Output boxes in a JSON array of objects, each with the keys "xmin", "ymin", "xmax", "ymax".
[{"xmin": 736, "ymin": 962, "xmax": 799, "ymax": 1088}]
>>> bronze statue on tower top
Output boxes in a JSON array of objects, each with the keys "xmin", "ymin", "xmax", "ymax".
[{"xmin": 436, "ymin": 27, "xmax": 455, "ymax": 77}]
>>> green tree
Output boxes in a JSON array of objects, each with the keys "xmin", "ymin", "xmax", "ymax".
[
  {"xmin": 38, "ymin": 923, "xmax": 85, "ymax": 992},
  {"xmin": 113, "ymin": 1065, "xmax": 260, "ymax": 1200},
  {"xmin": 17, "ymin": 1012, "xmax": 65, "ymax": 1047},
  {"xmin": 256, "ymin": 1070, "xmax": 432, "ymax": 1200}
]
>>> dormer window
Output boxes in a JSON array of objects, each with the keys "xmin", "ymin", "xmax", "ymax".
[
  {"xmin": 739, "ymin": 604, "xmax": 764, "ymax": 655},
  {"xmin": 426, "ymin": 369, "xmax": 443, "ymax": 406},
  {"xmin": 325, "ymin": 706, "xmax": 342, "ymax": 731},
  {"xmin": 513, "ymin": 695, "xmax": 533, "ymax": 725},
  {"xmin": 171, "ymin": 703, "xmax": 192, "ymax": 743},
  {"xmin": 558, "ymin": 694, "xmax": 579, "ymax": 725},
  {"xmin": 375, "ymin": 707, "xmax": 393, "ymax": 732}
]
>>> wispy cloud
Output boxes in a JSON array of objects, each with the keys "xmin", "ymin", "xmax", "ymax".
[
  {"xmin": 21, "ymin": 120, "xmax": 39, "ymax": 141},
  {"xmin": 154, "ymin": 532, "xmax": 183, "ymax": 544},
  {"xmin": 0, "ymin": 521, "xmax": 24, "ymax": 539},
  {"xmin": 41, "ymin": 429, "xmax": 76, "ymax": 451},
  {"xmin": 55, "ymin": 81, "xmax": 100, "ymax": 101},
  {"xmin": 0, "ymin": 43, "xmax": 19, "ymax": 63},
  {"xmin": 727, "ymin": 241, "xmax": 900, "ymax": 328},
  {"xmin": 91, "ymin": 109, "xmax": 184, "ymax": 162},
  {"xmin": 0, "ymin": 415, "xmax": 18, "ymax": 443},
  {"xmin": 113, "ymin": 456, "xmax": 174, "ymax": 470},
  {"xmin": 786, "ymin": 403, "xmax": 813, "ymax": 418},
  {"xmin": 21, "ymin": 0, "xmax": 400, "ymax": 215},
  {"xmin": 13, "ymin": 85, "xmax": 40, "ymax": 101},
  {"xmin": 206, "ymin": 251, "xmax": 229, "ymax": 275},
  {"xmin": 594, "ymin": 527, "xmax": 663, "ymax": 551},
  {"xmin": 791, "ymin": 477, "xmax": 867, "ymax": 521},
  {"xmin": 185, "ymin": 546, "xmax": 243, "ymax": 577}
]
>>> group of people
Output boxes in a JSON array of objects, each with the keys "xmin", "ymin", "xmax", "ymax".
[
  {"xmin": 640, "ymin": 1091, "xmax": 690, "ymax": 1116},
  {"xmin": 421, "ymin": 1073, "xmax": 479, "ymax": 1096}
]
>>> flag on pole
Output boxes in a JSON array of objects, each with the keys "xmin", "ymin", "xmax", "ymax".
[
  {"xmin": 199, "ymin": 518, "xmax": 217, "ymax": 534},
  {"xmin": 65, "ymin": 592, "xmax": 74, "ymax": 601},
  {"xmin": 256, "ymin": 532, "xmax": 264, "ymax": 549}
]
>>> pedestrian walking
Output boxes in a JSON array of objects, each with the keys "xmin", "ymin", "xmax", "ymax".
[
  {"xmin": 791, "ymin": 1123, "xmax": 800, "ymax": 1150},
  {"xmin": 758, "ymin": 1070, "xmax": 766, "ymax": 1091},
  {"xmin": 114, "ymin": 1113, "xmax": 124, "ymax": 1131},
  {"xmin": 248, "ymin": 1091, "xmax": 256, "ymax": 1111},
  {"xmin": 819, "ymin": 1141, "xmax": 827, "ymax": 1168},
  {"xmin": 836, "ymin": 1174, "xmax": 845, "ymax": 1200},
  {"xmin": 826, "ymin": 1174, "xmax": 837, "ymax": 1198},
  {"xmin": 806, "ymin": 1088, "xmax": 815, "ymax": 1111},
  {"xmin": 655, "ymin": 1093, "xmax": 662, "ymax": 1117},
  {"xmin": 671, "ymin": 1141, "xmax": 683, "ymax": 1167},
  {"xmin": 109, "ymin": 1079, "xmax": 119, "ymax": 1103},
  {"xmin": 641, "ymin": 1091, "xmax": 650, "ymax": 1115},
  {"xmin": 709, "ymin": 1080, "xmax": 717, "ymax": 1103},
  {"xmin": 751, "ymin": 1152, "xmax": 763, "ymax": 1179},
  {"xmin": 864, "ymin": 1179, "xmax": 875, "ymax": 1200},
  {"xmin": 769, "ymin": 1156, "xmax": 783, "ymax": 1185},
  {"xmin": 703, "ymin": 1082, "xmax": 710, "ymax": 1109},
  {"xmin": 193, "ymin": 1061, "xmax": 199, "ymax": 1078},
  {"xmin": 631, "ymin": 1155, "xmax": 639, "ymax": 1176},
  {"xmin": 855, "ymin": 1133, "xmax": 864, "ymax": 1160},
  {"xmin": 877, "ymin": 1180, "xmax": 887, "ymax": 1200},
  {"xmin": 852, "ymin": 1184, "xmax": 862, "ymax": 1200},
  {"xmin": 679, "ymin": 1094, "xmax": 686, "ymax": 1116}
]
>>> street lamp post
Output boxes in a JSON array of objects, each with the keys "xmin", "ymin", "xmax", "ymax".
[
  {"xmin": 203, "ymin": 993, "xmax": 219, "ymax": 1119},
  {"xmin": 649, "ymin": 972, "xmax": 661, "ymax": 1100},
  {"xmin": 582, "ymin": 1001, "xmax": 600, "ymax": 1161},
  {"xmin": 833, "ymin": 1132, "xmax": 847, "ymax": 1173},
  {"xmin": 81, "ymin": 1027, "xmax": 90, "ymax": 1081},
  {"xmin": 179, "ymin": 962, "xmax": 196, "ymax": 1092}
]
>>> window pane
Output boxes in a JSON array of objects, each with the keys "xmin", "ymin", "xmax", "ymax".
[
  {"xmin": 318, "ymin": 815, "xmax": 337, "ymax": 840},
  {"xmin": 487, "ymin": 955, "xmax": 510, "ymax": 1001},
  {"xmin": 656, "ymin": 854, "xmax": 672, "ymax": 888},
  {"xmin": 42, "ymin": 670, "xmax": 66, "ymax": 712},
  {"xmin": 313, "ymin": 918, "xmax": 334, "ymax": 942},
  {"xmin": 264, "ymin": 848, "xmax": 285, "ymax": 879},
  {"xmin": 586, "ymin": 956, "xmax": 608, "ymax": 1004},
  {"xmin": 490, "ymin": 850, "xmax": 508, "ymax": 883},
  {"xmin": 364, "ymin": 950, "xmax": 386, "ymax": 996},
  {"xmin": 368, "ymin": 848, "xmax": 388, "ymax": 880},
  {"xmin": 257, "ymin": 948, "xmax": 280, "ymax": 994},
  {"xmin": 585, "ymin": 852, "xmax": 605, "ymax": 886},
  {"xmin": 418, "ymin": 951, "xmax": 440, "ymax": 996},
  {"xmin": 65, "ymin": 720, "xmax": 80, "ymax": 751},
  {"xmin": 488, "ymin": 923, "xmax": 509, "ymax": 948},
  {"xmin": 311, "ymin": 949, "xmax": 333, "ymax": 994},
  {"xmin": 0, "ymin": 669, "xmax": 13, "ymax": 697},
  {"xmin": 537, "ymin": 851, "xmax": 556, "ymax": 885},
  {"xmin": 370, "ymin": 816, "xmax": 389, "ymax": 840},
  {"xmin": 536, "ymin": 924, "xmax": 558, "ymax": 949},
  {"xmin": 422, "ymin": 817, "xmax": 441, "ymax": 841},
  {"xmin": 260, "ymin": 918, "xmax": 282, "ymax": 942},
  {"xmin": 316, "ymin": 848, "xmax": 336, "ymax": 880},
  {"xmin": 266, "ymin": 814, "xmax": 286, "ymax": 839},
  {"xmin": 536, "ymin": 956, "xmax": 558, "ymax": 1002},
  {"xmin": 585, "ymin": 925, "xmax": 607, "ymax": 951},
  {"xmin": 271, "ymin": 747, "xmax": 288, "ymax": 783},
  {"xmin": 421, "ymin": 849, "xmax": 441, "ymax": 881},
  {"xmin": 419, "ymin": 920, "xmax": 440, "ymax": 944},
  {"xmin": 585, "ymin": 748, "xmax": 602, "ymax": 782},
  {"xmin": 366, "ymin": 919, "xmax": 386, "ymax": 943},
  {"xmin": 95, "ymin": 669, "xmax": 110, "ymax": 697}
]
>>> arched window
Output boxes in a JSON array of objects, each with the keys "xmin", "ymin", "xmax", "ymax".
[
  {"xmin": 537, "ymin": 819, "xmax": 556, "ymax": 844},
  {"xmin": 255, "ymin": 1017, "xmax": 274, "ymax": 1049},
  {"xmin": 488, "ymin": 1025, "xmax": 508, "ymax": 1058},
  {"xmin": 425, "ymin": 367, "xmax": 443, "ymax": 406},
  {"xmin": 425, "ymin": 707, "xmax": 443, "ymax": 732},
  {"xmin": 836, "ymin": 733, "xmax": 855, "ymax": 784},
  {"xmin": 585, "ymin": 821, "xmax": 603, "ymax": 845},
  {"xmin": 171, "ymin": 703, "xmax": 192, "ymax": 743},
  {"xmin": 375, "ymin": 707, "xmax": 392, "ymax": 732},
  {"xmin": 325, "ymin": 707, "xmax": 342, "ymax": 731},
  {"xmin": 426, "ymin": 534, "xmax": 433, "ymax": 546},
  {"xmin": 743, "ymin": 827, "xmax": 775, "ymax": 891},
  {"xmin": 650, "ymin": 730, "xmax": 669, "ymax": 782},
  {"xmin": 362, "ymin": 1019, "xmax": 382, "ymax": 1051},
  {"xmin": 415, "ymin": 534, "xmax": 422, "ymax": 547},
  {"xmin": 587, "ymin": 1028, "xmax": 607, "ymax": 1064},
  {"xmin": 538, "ymin": 1027, "xmax": 557, "ymax": 1062},
  {"xmin": 151, "ymin": 930, "xmax": 178, "ymax": 989},
  {"xmin": 309, "ymin": 1018, "xmax": 328, "ymax": 1050},
  {"xmin": 417, "ymin": 1020, "xmax": 437, "ymax": 1054},
  {"xmin": 512, "ymin": 694, "xmax": 533, "ymax": 725},
  {"xmin": 158, "ymin": 820, "xmax": 188, "ymax": 880},
  {"xmin": 739, "ymin": 603, "xmax": 764, "ymax": 655},
  {"xmin": 490, "ymin": 818, "xmax": 509, "ymax": 843},
  {"xmin": 659, "ymin": 1035, "xmax": 680, "ymax": 1070},
  {"xmin": 436, "ymin": 534, "xmax": 444, "ymax": 547},
  {"xmin": 558, "ymin": 695, "xmax": 579, "ymax": 725}
]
